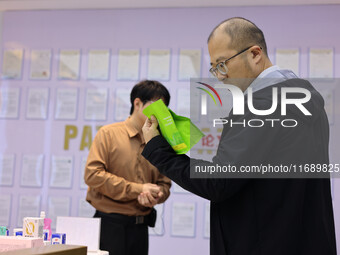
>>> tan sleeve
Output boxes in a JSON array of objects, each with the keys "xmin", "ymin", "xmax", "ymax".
[
  {"xmin": 84, "ymin": 128, "xmax": 143, "ymax": 201},
  {"xmin": 155, "ymin": 173, "xmax": 171, "ymax": 204}
]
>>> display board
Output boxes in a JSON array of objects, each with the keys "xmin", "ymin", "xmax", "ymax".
[{"xmin": 0, "ymin": 5, "xmax": 340, "ymax": 255}]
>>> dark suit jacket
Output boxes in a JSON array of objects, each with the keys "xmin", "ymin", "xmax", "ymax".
[{"xmin": 142, "ymin": 78, "xmax": 337, "ymax": 255}]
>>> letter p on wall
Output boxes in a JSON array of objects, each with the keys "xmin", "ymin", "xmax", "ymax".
[
  {"xmin": 64, "ymin": 125, "xmax": 78, "ymax": 150},
  {"xmin": 64, "ymin": 125, "xmax": 102, "ymax": 151}
]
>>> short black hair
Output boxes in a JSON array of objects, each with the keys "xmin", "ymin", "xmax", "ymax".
[
  {"xmin": 130, "ymin": 80, "xmax": 170, "ymax": 115},
  {"xmin": 208, "ymin": 17, "xmax": 268, "ymax": 56}
]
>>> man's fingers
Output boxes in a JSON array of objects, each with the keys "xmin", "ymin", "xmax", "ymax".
[
  {"xmin": 158, "ymin": 191, "xmax": 164, "ymax": 199},
  {"xmin": 140, "ymin": 194, "xmax": 149, "ymax": 206},
  {"xmin": 138, "ymin": 191, "xmax": 159, "ymax": 207},
  {"xmin": 150, "ymin": 188, "xmax": 161, "ymax": 197},
  {"xmin": 146, "ymin": 192, "xmax": 157, "ymax": 204},
  {"xmin": 149, "ymin": 185, "xmax": 161, "ymax": 195},
  {"xmin": 143, "ymin": 117, "xmax": 152, "ymax": 128},
  {"xmin": 150, "ymin": 115, "xmax": 159, "ymax": 129},
  {"xmin": 142, "ymin": 116, "xmax": 160, "ymax": 144}
]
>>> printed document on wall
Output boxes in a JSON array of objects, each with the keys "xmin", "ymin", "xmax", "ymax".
[
  {"xmin": 1, "ymin": 49, "xmax": 23, "ymax": 79},
  {"xmin": 115, "ymin": 88, "xmax": 130, "ymax": 121},
  {"xmin": 147, "ymin": 49, "xmax": 171, "ymax": 80},
  {"xmin": 0, "ymin": 154, "xmax": 15, "ymax": 186},
  {"xmin": 117, "ymin": 49, "xmax": 140, "ymax": 80},
  {"xmin": 58, "ymin": 49, "xmax": 81, "ymax": 80},
  {"xmin": 176, "ymin": 88, "xmax": 190, "ymax": 118},
  {"xmin": 85, "ymin": 88, "xmax": 108, "ymax": 121},
  {"xmin": 55, "ymin": 88, "xmax": 78, "ymax": 120},
  {"xmin": 275, "ymin": 49, "xmax": 299, "ymax": 76},
  {"xmin": 87, "ymin": 49, "xmax": 110, "ymax": 80},
  {"xmin": 309, "ymin": 48, "xmax": 333, "ymax": 78},
  {"xmin": 29, "ymin": 49, "xmax": 52, "ymax": 80},
  {"xmin": 171, "ymin": 202, "xmax": 196, "ymax": 237},
  {"xmin": 49, "ymin": 156, "xmax": 73, "ymax": 188},
  {"xmin": 0, "ymin": 194, "xmax": 11, "ymax": 226},
  {"xmin": 21, "ymin": 154, "xmax": 44, "ymax": 187},
  {"xmin": 17, "ymin": 195, "xmax": 40, "ymax": 227},
  {"xmin": 48, "ymin": 196, "xmax": 70, "ymax": 229},
  {"xmin": 0, "ymin": 87, "xmax": 20, "ymax": 119},
  {"xmin": 178, "ymin": 49, "xmax": 201, "ymax": 80},
  {"xmin": 26, "ymin": 87, "xmax": 49, "ymax": 119}
]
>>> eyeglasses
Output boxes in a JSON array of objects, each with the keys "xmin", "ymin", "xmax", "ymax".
[{"xmin": 209, "ymin": 46, "xmax": 253, "ymax": 77}]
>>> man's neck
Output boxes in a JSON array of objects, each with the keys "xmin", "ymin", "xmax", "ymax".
[
  {"xmin": 241, "ymin": 60, "xmax": 273, "ymax": 92},
  {"xmin": 129, "ymin": 114, "xmax": 142, "ymax": 133},
  {"xmin": 263, "ymin": 61, "xmax": 273, "ymax": 72}
]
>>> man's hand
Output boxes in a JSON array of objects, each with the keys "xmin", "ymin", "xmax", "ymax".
[
  {"xmin": 142, "ymin": 183, "xmax": 161, "ymax": 198},
  {"xmin": 142, "ymin": 115, "xmax": 160, "ymax": 143},
  {"xmin": 138, "ymin": 183, "xmax": 164, "ymax": 207},
  {"xmin": 138, "ymin": 190, "xmax": 164, "ymax": 208}
]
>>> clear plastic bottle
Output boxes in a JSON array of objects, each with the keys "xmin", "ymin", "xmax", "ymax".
[{"xmin": 40, "ymin": 211, "xmax": 52, "ymax": 241}]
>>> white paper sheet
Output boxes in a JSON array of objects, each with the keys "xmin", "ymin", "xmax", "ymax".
[
  {"xmin": 58, "ymin": 49, "xmax": 81, "ymax": 80},
  {"xmin": 29, "ymin": 49, "xmax": 52, "ymax": 80},
  {"xmin": 0, "ymin": 154, "xmax": 15, "ymax": 186},
  {"xmin": 117, "ymin": 49, "xmax": 140, "ymax": 80},
  {"xmin": 149, "ymin": 204, "xmax": 164, "ymax": 236},
  {"xmin": 147, "ymin": 49, "xmax": 171, "ymax": 80},
  {"xmin": 26, "ymin": 87, "xmax": 49, "ymax": 119},
  {"xmin": 48, "ymin": 196, "xmax": 70, "ymax": 229},
  {"xmin": 178, "ymin": 49, "xmax": 201, "ymax": 80},
  {"xmin": 17, "ymin": 195, "xmax": 40, "ymax": 227},
  {"xmin": 176, "ymin": 88, "xmax": 190, "ymax": 118},
  {"xmin": 0, "ymin": 194, "xmax": 11, "ymax": 226},
  {"xmin": 275, "ymin": 48, "xmax": 299, "ymax": 76},
  {"xmin": 79, "ymin": 156, "xmax": 88, "ymax": 190},
  {"xmin": 171, "ymin": 202, "xmax": 196, "ymax": 237},
  {"xmin": 114, "ymin": 88, "xmax": 130, "ymax": 121},
  {"xmin": 0, "ymin": 87, "xmax": 20, "ymax": 119},
  {"xmin": 78, "ymin": 199, "xmax": 95, "ymax": 218},
  {"xmin": 85, "ymin": 88, "xmax": 108, "ymax": 121},
  {"xmin": 55, "ymin": 88, "xmax": 78, "ymax": 120},
  {"xmin": 49, "ymin": 156, "xmax": 73, "ymax": 188},
  {"xmin": 56, "ymin": 216, "xmax": 100, "ymax": 251},
  {"xmin": 1, "ymin": 49, "xmax": 23, "ymax": 79},
  {"xmin": 309, "ymin": 48, "xmax": 334, "ymax": 78},
  {"xmin": 20, "ymin": 154, "xmax": 44, "ymax": 187},
  {"xmin": 204, "ymin": 203, "xmax": 210, "ymax": 238},
  {"xmin": 87, "ymin": 49, "xmax": 110, "ymax": 80}
]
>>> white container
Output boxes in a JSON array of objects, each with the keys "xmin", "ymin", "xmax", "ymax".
[
  {"xmin": 23, "ymin": 217, "xmax": 44, "ymax": 238},
  {"xmin": 12, "ymin": 228, "xmax": 23, "ymax": 236}
]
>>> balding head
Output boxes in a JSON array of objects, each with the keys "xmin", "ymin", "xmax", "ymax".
[{"xmin": 208, "ymin": 17, "xmax": 268, "ymax": 56}]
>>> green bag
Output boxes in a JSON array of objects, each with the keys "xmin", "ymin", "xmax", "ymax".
[{"xmin": 143, "ymin": 99, "xmax": 204, "ymax": 154}]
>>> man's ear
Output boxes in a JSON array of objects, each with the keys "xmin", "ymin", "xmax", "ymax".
[
  {"xmin": 251, "ymin": 46, "xmax": 262, "ymax": 64},
  {"xmin": 133, "ymin": 98, "xmax": 143, "ymax": 111}
]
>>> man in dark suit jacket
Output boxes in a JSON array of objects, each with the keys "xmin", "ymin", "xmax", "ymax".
[{"xmin": 141, "ymin": 17, "xmax": 337, "ymax": 255}]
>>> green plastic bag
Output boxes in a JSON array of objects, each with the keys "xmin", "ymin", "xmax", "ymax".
[{"xmin": 143, "ymin": 99, "xmax": 204, "ymax": 154}]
